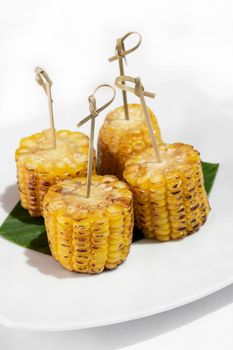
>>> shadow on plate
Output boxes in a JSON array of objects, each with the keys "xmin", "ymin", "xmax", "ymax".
[
  {"xmin": 0, "ymin": 183, "xmax": 18, "ymax": 213},
  {"xmin": 24, "ymin": 248, "xmax": 119, "ymax": 280}
]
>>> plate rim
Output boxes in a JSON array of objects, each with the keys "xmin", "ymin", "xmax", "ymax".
[{"xmin": 0, "ymin": 80, "xmax": 231, "ymax": 332}]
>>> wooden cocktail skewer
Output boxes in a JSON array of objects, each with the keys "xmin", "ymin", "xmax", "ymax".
[
  {"xmin": 108, "ymin": 32, "xmax": 142, "ymax": 120},
  {"xmin": 35, "ymin": 67, "xmax": 56, "ymax": 149},
  {"xmin": 115, "ymin": 75, "xmax": 161, "ymax": 163},
  {"xmin": 78, "ymin": 84, "xmax": 116, "ymax": 198}
]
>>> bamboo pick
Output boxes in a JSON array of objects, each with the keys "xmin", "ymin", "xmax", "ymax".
[
  {"xmin": 86, "ymin": 95, "xmax": 96, "ymax": 198},
  {"xmin": 35, "ymin": 67, "xmax": 56, "ymax": 149},
  {"xmin": 108, "ymin": 32, "xmax": 142, "ymax": 120},
  {"xmin": 77, "ymin": 84, "xmax": 116, "ymax": 198},
  {"xmin": 115, "ymin": 75, "xmax": 161, "ymax": 163}
]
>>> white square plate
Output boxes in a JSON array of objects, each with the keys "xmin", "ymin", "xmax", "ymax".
[{"xmin": 0, "ymin": 80, "xmax": 232, "ymax": 331}]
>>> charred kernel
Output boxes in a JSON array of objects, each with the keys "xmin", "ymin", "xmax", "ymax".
[
  {"xmin": 188, "ymin": 187, "xmax": 195, "ymax": 192},
  {"xmin": 179, "ymin": 215, "xmax": 186, "ymax": 219},
  {"xmin": 171, "ymin": 190, "xmax": 181, "ymax": 195},
  {"xmin": 42, "ymin": 181, "xmax": 51, "ymax": 186},
  {"xmin": 191, "ymin": 203, "xmax": 199, "ymax": 211},
  {"xmin": 185, "ymin": 195, "xmax": 192, "ymax": 200},
  {"xmin": 178, "ymin": 227, "xmax": 187, "ymax": 231}
]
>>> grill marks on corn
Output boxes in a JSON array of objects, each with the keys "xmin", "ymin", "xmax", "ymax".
[
  {"xmin": 194, "ymin": 162, "xmax": 210, "ymax": 224},
  {"xmin": 43, "ymin": 176, "xmax": 134, "ymax": 274},
  {"xmin": 97, "ymin": 104, "xmax": 163, "ymax": 179},
  {"xmin": 25, "ymin": 167, "xmax": 41, "ymax": 217},
  {"xmin": 182, "ymin": 167, "xmax": 201, "ymax": 234},
  {"xmin": 166, "ymin": 171, "xmax": 187, "ymax": 240},
  {"xmin": 15, "ymin": 129, "xmax": 95, "ymax": 217},
  {"xmin": 123, "ymin": 143, "xmax": 210, "ymax": 241},
  {"xmin": 73, "ymin": 213, "xmax": 92, "ymax": 273}
]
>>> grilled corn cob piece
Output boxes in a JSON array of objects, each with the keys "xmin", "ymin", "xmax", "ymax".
[
  {"xmin": 97, "ymin": 104, "xmax": 163, "ymax": 179},
  {"xmin": 43, "ymin": 175, "xmax": 134, "ymax": 274},
  {"xmin": 123, "ymin": 143, "xmax": 210, "ymax": 241},
  {"xmin": 15, "ymin": 129, "xmax": 96, "ymax": 217}
]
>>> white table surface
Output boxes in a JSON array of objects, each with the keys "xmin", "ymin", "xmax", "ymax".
[{"xmin": 1, "ymin": 1, "xmax": 233, "ymax": 348}]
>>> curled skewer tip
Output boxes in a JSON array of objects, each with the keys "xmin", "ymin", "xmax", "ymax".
[
  {"xmin": 109, "ymin": 32, "xmax": 141, "ymax": 120},
  {"xmin": 35, "ymin": 66, "xmax": 52, "ymax": 89},
  {"xmin": 108, "ymin": 31, "xmax": 142, "ymax": 62},
  {"xmin": 34, "ymin": 66, "xmax": 56, "ymax": 148},
  {"xmin": 115, "ymin": 75, "xmax": 155, "ymax": 99},
  {"xmin": 77, "ymin": 84, "xmax": 116, "ymax": 127}
]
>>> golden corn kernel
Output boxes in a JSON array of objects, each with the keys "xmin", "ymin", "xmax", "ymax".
[
  {"xmin": 43, "ymin": 175, "xmax": 134, "ymax": 274},
  {"xmin": 97, "ymin": 104, "xmax": 163, "ymax": 179},
  {"xmin": 15, "ymin": 129, "xmax": 96, "ymax": 217},
  {"xmin": 123, "ymin": 143, "xmax": 210, "ymax": 241}
]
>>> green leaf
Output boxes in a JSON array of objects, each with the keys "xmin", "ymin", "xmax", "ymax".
[
  {"xmin": 0, "ymin": 161, "xmax": 219, "ymax": 251},
  {"xmin": 201, "ymin": 161, "xmax": 219, "ymax": 195},
  {"xmin": 0, "ymin": 202, "xmax": 50, "ymax": 255}
]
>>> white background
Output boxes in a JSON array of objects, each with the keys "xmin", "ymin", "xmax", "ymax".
[
  {"xmin": 1, "ymin": 0, "xmax": 233, "ymax": 349},
  {"xmin": 1, "ymin": 0, "xmax": 233, "ymax": 128}
]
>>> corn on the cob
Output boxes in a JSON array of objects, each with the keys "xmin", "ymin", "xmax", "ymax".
[
  {"xmin": 123, "ymin": 143, "xmax": 210, "ymax": 241},
  {"xmin": 43, "ymin": 175, "xmax": 134, "ymax": 274},
  {"xmin": 15, "ymin": 129, "xmax": 96, "ymax": 217},
  {"xmin": 97, "ymin": 104, "xmax": 163, "ymax": 179}
]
